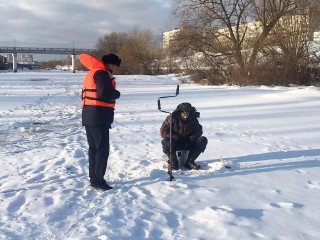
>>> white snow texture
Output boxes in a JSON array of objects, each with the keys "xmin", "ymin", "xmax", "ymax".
[{"xmin": 0, "ymin": 71, "xmax": 319, "ymax": 240}]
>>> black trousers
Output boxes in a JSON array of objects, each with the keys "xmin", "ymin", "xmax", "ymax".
[
  {"xmin": 161, "ymin": 136, "xmax": 208, "ymax": 160},
  {"xmin": 85, "ymin": 126, "xmax": 110, "ymax": 185}
]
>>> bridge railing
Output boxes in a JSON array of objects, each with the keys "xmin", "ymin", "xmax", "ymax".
[
  {"xmin": 0, "ymin": 46, "xmax": 97, "ymax": 72},
  {"xmin": 0, "ymin": 47, "xmax": 96, "ymax": 55}
]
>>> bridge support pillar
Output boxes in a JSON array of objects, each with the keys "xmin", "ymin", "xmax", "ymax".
[
  {"xmin": 12, "ymin": 53, "xmax": 17, "ymax": 72},
  {"xmin": 71, "ymin": 54, "xmax": 75, "ymax": 73}
]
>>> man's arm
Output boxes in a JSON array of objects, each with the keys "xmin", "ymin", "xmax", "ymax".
[
  {"xmin": 94, "ymin": 70, "xmax": 120, "ymax": 102},
  {"xmin": 189, "ymin": 120, "xmax": 203, "ymax": 142},
  {"xmin": 160, "ymin": 116, "xmax": 180, "ymax": 140}
]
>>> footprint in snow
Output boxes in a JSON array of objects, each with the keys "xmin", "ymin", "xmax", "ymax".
[
  {"xmin": 270, "ymin": 189, "xmax": 281, "ymax": 194},
  {"xmin": 7, "ymin": 194, "xmax": 26, "ymax": 213},
  {"xmin": 269, "ymin": 202, "xmax": 304, "ymax": 209},
  {"xmin": 306, "ymin": 181, "xmax": 320, "ymax": 189}
]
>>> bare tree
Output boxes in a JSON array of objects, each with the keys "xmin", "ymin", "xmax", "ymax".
[
  {"xmin": 95, "ymin": 32, "xmax": 127, "ymax": 59},
  {"xmin": 119, "ymin": 28, "xmax": 162, "ymax": 74},
  {"xmin": 309, "ymin": 0, "xmax": 320, "ymax": 34},
  {"xmin": 173, "ymin": 0, "xmax": 312, "ymax": 85},
  {"xmin": 93, "ymin": 28, "xmax": 163, "ymax": 75}
]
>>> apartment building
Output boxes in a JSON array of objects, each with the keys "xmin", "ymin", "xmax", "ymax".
[
  {"xmin": 163, "ymin": 14, "xmax": 313, "ymax": 50},
  {"xmin": 163, "ymin": 28, "xmax": 181, "ymax": 49}
]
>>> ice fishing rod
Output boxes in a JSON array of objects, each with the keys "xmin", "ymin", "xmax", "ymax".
[
  {"xmin": 158, "ymin": 85, "xmax": 180, "ymax": 181},
  {"xmin": 219, "ymin": 155, "xmax": 231, "ymax": 169}
]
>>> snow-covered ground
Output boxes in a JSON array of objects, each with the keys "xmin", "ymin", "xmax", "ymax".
[{"xmin": 0, "ymin": 71, "xmax": 319, "ymax": 240}]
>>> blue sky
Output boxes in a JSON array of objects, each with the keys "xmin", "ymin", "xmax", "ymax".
[{"xmin": 0, "ymin": 0, "xmax": 176, "ymax": 59}]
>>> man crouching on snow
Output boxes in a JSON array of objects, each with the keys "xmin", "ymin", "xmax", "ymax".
[{"xmin": 160, "ymin": 102, "xmax": 208, "ymax": 170}]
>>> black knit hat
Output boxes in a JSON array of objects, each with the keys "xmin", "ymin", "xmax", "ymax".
[
  {"xmin": 102, "ymin": 53, "xmax": 121, "ymax": 67},
  {"xmin": 177, "ymin": 102, "xmax": 193, "ymax": 113}
]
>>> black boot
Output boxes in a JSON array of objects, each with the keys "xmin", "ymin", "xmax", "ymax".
[
  {"xmin": 90, "ymin": 181, "xmax": 113, "ymax": 191},
  {"xmin": 185, "ymin": 160, "xmax": 200, "ymax": 170},
  {"xmin": 184, "ymin": 150, "xmax": 201, "ymax": 170},
  {"xmin": 166, "ymin": 154, "xmax": 179, "ymax": 170}
]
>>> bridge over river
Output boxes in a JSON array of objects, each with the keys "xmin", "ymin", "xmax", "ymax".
[{"xmin": 0, "ymin": 46, "xmax": 96, "ymax": 72}]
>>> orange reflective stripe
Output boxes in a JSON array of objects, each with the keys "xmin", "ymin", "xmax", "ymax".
[
  {"xmin": 82, "ymin": 98, "xmax": 115, "ymax": 107},
  {"xmin": 82, "ymin": 89, "xmax": 115, "ymax": 106}
]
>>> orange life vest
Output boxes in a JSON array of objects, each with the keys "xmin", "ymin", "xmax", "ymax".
[{"xmin": 80, "ymin": 54, "xmax": 116, "ymax": 108}]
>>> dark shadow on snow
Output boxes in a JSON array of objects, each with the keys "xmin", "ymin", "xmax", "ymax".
[{"xmin": 192, "ymin": 148, "xmax": 320, "ymax": 180}]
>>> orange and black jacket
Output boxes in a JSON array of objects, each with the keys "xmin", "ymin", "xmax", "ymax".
[{"xmin": 80, "ymin": 54, "xmax": 120, "ymax": 127}]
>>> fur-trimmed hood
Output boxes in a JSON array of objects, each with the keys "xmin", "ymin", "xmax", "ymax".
[
  {"xmin": 160, "ymin": 102, "xmax": 203, "ymax": 141},
  {"xmin": 172, "ymin": 102, "xmax": 200, "ymax": 121}
]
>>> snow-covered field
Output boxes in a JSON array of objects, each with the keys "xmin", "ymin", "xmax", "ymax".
[{"xmin": 0, "ymin": 71, "xmax": 319, "ymax": 240}]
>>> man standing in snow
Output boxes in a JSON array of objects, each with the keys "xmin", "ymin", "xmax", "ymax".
[
  {"xmin": 80, "ymin": 53, "xmax": 121, "ymax": 191},
  {"xmin": 160, "ymin": 102, "xmax": 208, "ymax": 170}
]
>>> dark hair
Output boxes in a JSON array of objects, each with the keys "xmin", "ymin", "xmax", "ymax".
[{"xmin": 102, "ymin": 53, "xmax": 121, "ymax": 67}]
